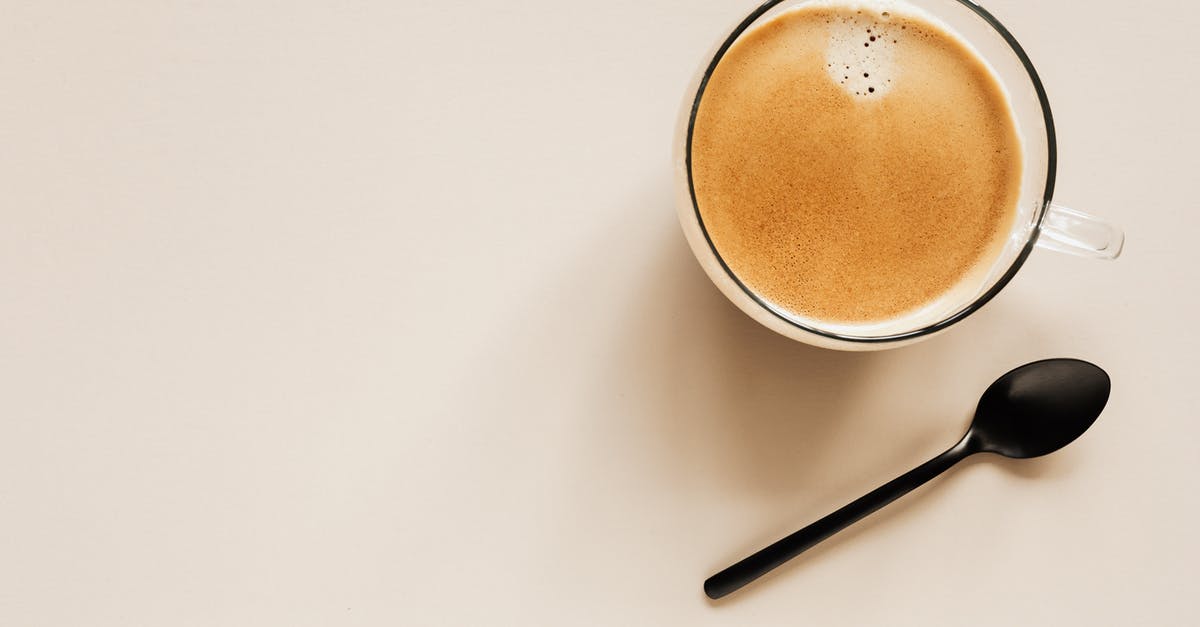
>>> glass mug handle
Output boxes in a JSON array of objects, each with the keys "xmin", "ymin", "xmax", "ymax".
[{"xmin": 1035, "ymin": 203, "xmax": 1124, "ymax": 259}]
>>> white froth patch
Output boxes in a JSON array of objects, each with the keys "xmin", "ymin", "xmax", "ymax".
[{"xmin": 821, "ymin": 5, "xmax": 900, "ymax": 100}]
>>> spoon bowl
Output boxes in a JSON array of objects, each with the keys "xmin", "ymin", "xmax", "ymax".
[{"xmin": 969, "ymin": 358, "xmax": 1111, "ymax": 459}]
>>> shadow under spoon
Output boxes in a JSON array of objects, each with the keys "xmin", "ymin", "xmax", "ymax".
[{"xmin": 704, "ymin": 358, "xmax": 1111, "ymax": 600}]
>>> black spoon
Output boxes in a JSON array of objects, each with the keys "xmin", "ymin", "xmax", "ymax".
[{"xmin": 704, "ymin": 358, "xmax": 1111, "ymax": 600}]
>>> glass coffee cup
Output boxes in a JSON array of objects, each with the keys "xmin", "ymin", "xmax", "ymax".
[{"xmin": 673, "ymin": 0, "xmax": 1124, "ymax": 351}]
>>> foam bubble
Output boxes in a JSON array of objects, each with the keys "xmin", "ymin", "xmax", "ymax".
[{"xmin": 823, "ymin": 6, "xmax": 898, "ymax": 99}]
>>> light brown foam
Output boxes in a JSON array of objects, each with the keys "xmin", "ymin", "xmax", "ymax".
[{"xmin": 691, "ymin": 3, "xmax": 1022, "ymax": 324}]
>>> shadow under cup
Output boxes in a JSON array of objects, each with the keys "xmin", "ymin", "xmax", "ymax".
[{"xmin": 673, "ymin": 0, "xmax": 1123, "ymax": 351}]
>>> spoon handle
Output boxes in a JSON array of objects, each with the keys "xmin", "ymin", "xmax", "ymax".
[{"xmin": 704, "ymin": 437, "xmax": 974, "ymax": 599}]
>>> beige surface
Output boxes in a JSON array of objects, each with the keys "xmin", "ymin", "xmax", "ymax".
[{"xmin": 0, "ymin": 1, "xmax": 1196, "ymax": 625}]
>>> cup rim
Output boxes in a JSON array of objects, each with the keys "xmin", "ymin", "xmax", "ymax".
[{"xmin": 683, "ymin": 0, "xmax": 1057, "ymax": 344}]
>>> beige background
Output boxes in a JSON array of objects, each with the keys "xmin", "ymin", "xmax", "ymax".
[{"xmin": 1, "ymin": 1, "xmax": 1196, "ymax": 625}]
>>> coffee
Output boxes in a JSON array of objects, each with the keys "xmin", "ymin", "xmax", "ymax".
[{"xmin": 690, "ymin": 2, "xmax": 1022, "ymax": 324}]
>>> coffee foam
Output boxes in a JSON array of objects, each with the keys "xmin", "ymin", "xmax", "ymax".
[
  {"xmin": 815, "ymin": 0, "xmax": 953, "ymax": 101},
  {"xmin": 690, "ymin": 0, "xmax": 1024, "ymax": 325},
  {"xmin": 823, "ymin": 8, "xmax": 898, "ymax": 99}
]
